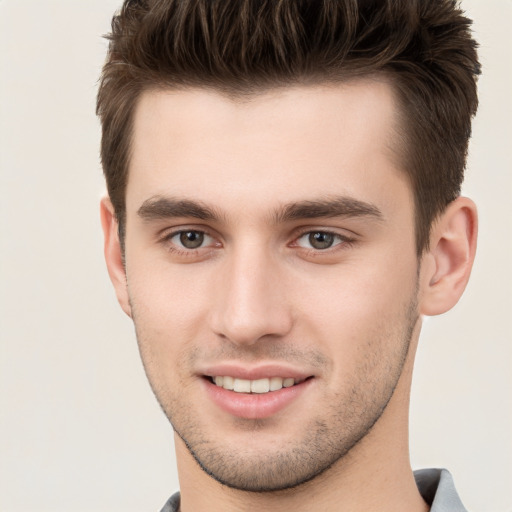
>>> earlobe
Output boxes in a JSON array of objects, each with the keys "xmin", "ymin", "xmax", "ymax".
[
  {"xmin": 100, "ymin": 197, "xmax": 132, "ymax": 318},
  {"xmin": 419, "ymin": 197, "xmax": 478, "ymax": 316}
]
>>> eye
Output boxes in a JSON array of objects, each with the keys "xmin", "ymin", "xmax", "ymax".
[
  {"xmin": 170, "ymin": 230, "xmax": 213, "ymax": 249},
  {"xmin": 296, "ymin": 231, "xmax": 345, "ymax": 250}
]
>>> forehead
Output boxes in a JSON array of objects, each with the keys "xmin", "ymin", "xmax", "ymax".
[{"xmin": 127, "ymin": 80, "xmax": 411, "ymax": 222}]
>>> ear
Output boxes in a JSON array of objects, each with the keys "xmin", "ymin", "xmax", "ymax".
[
  {"xmin": 419, "ymin": 197, "xmax": 478, "ymax": 316},
  {"xmin": 100, "ymin": 197, "xmax": 132, "ymax": 318}
]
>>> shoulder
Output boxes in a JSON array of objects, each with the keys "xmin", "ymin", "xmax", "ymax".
[
  {"xmin": 414, "ymin": 468, "xmax": 467, "ymax": 512},
  {"xmin": 159, "ymin": 491, "xmax": 181, "ymax": 512}
]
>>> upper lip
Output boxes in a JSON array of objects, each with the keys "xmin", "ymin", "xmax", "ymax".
[{"xmin": 198, "ymin": 363, "xmax": 314, "ymax": 381}]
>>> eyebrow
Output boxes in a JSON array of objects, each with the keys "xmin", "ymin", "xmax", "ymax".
[
  {"xmin": 137, "ymin": 195, "xmax": 383, "ymax": 224},
  {"xmin": 137, "ymin": 196, "xmax": 222, "ymax": 221},
  {"xmin": 273, "ymin": 197, "xmax": 384, "ymax": 223}
]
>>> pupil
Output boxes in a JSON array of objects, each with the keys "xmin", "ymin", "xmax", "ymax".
[
  {"xmin": 309, "ymin": 232, "xmax": 334, "ymax": 250},
  {"xmin": 180, "ymin": 231, "xmax": 204, "ymax": 249}
]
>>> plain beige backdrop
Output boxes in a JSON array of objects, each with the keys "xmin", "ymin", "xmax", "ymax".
[{"xmin": 1, "ymin": 1, "xmax": 511, "ymax": 511}]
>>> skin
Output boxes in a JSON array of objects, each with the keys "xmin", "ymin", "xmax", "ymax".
[{"xmin": 101, "ymin": 79, "xmax": 477, "ymax": 512}]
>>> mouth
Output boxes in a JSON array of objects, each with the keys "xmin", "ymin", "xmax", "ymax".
[
  {"xmin": 207, "ymin": 375, "xmax": 310, "ymax": 394},
  {"xmin": 203, "ymin": 374, "xmax": 314, "ymax": 419},
  {"xmin": 200, "ymin": 363, "xmax": 316, "ymax": 419}
]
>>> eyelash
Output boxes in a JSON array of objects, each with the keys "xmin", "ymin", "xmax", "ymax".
[
  {"xmin": 159, "ymin": 228, "xmax": 356, "ymax": 258},
  {"xmin": 292, "ymin": 229, "xmax": 355, "ymax": 253},
  {"xmin": 160, "ymin": 229, "xmax": 218, "ymax": 257}
]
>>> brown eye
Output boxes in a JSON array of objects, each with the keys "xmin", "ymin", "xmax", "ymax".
[
  {"xmin": 308, "ymin": 232, "xmax": 335, "ymax": 249},
  {"xmin": 178, "ymin": 231, "xmax": 205, "ymax": 249}
]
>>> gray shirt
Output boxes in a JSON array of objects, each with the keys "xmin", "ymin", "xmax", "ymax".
[{"xmin": 160, "ymin": 468, "xmax": 467, "ymax": 511}]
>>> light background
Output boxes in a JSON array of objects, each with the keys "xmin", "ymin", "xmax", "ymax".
[{"xmin": 0, "ymin": 1, "xmax": 510, "ymax": 511}]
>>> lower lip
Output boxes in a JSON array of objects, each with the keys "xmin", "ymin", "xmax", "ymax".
[{"xmin": 203, "ymin": 378, "xmax": 313, "ymax": 419}]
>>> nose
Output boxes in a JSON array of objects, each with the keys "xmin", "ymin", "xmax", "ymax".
[{"xmin": 209, "ymin": 244, "xmax": 294, "ymax": 346}]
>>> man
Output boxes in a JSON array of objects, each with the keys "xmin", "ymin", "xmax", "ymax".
[{"xmin": 97, "ymin": 1, "xmax": 480, "ymax": 510}]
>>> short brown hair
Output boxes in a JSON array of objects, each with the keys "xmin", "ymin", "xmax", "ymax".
[{"xmin": 97, "ymin": 0, "xmax": 480, "ymax": 254}]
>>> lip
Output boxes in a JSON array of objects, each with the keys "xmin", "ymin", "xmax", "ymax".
[
  {"xmin": 200, "ymin": 363, "xmax": 314, "ymax": 419},
  {"xmin": 199, "ymin": 363, "xmax": 312, "ymax": 381}
]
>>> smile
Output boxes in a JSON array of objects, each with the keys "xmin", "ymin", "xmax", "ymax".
[
  {"xmin": 210, "ymin": 376, "xmax": 305, "ymax": 394},
  {"xmin": 204, "ymin": 374, "xmax": 314, "ymax": 419}
]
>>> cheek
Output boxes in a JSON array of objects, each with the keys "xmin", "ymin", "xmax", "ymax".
[
  {"xmin": 126, "ymin": 260, "xmax": 214, "ymax": 379},
  {"xmin": 127, "ymin": 256, "xmax": 211, "ymax": 322},
  {"xmin": 295, "ymin": 257, "xmax": 418, "ymax": 357}
]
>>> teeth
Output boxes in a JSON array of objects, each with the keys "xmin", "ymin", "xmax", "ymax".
[
  {"xmin": 251, "ymin": 378, "xmax": 270, "ymax": 394},
  {"xmin": 283, "ymin": 378, "xmax": 295, "ymax": 388},
  {"xmin": 222, "ymin": 375, "xmax": 234, "ymax": 390},
  {"xmin": 233, "ymin": 378, "xmax": 251, "ymax": 393},
  {"xmin": 212, "ymin": 376, "xmax": 299, "ymax": 393},
  {"xmin": 269, "ymin": 377, "xmax": 283, "ymax": 391}
]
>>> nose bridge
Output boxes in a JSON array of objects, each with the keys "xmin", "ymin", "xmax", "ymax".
[{"xmin": 209, "ymin": 239, "xmax": 292, "ymax": 345}]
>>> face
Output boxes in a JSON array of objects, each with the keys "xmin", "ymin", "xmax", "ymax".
[{"xmin": 121, "ymin": 81, "xmax": 421, "ymax": 491}]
